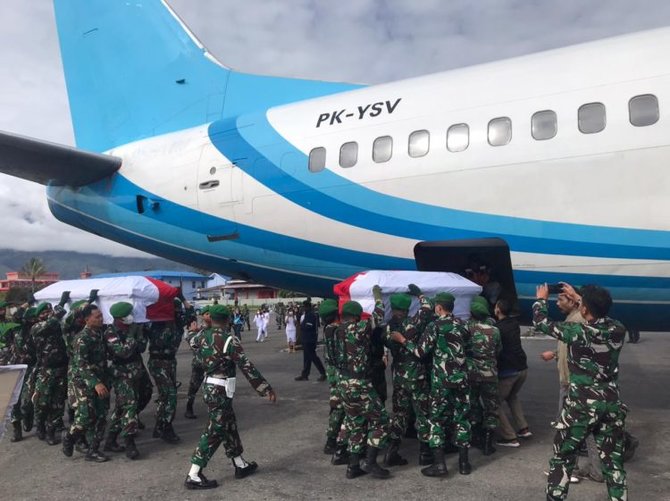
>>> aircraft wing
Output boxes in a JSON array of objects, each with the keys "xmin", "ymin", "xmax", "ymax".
[{"xmin": 0, "ymin": 130, "xmax": 121, "ymax": 186}]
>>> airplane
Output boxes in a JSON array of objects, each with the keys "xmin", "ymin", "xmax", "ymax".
[{"xmin": 1, "ymin": 0, "xmax": 669, "ymax": 331}]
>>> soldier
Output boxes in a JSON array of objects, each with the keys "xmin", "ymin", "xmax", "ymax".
[
  {"xmin": 2, "ymin": 301, "xmax": 26, "ymax": 442},
  {"xmin": 31, "ymin": 301, "xmax": 68, "ymax": 445},
  {"xmin": 464, "ymin": 295, "xmax": 501, "ymax": 456},
  {"xmin": 382, "ymin": 285, "xmax": 434, "ymax": 467},
  {"xmin": 147, "ymin": 313, "xmax": 183, "ymax": 443},
  {"xmin": 534, "ymin": 283, "xmax": 628, "ymax": 501},
  {"xmin": 184, "ymin": 304, "xmax": 276, "ymax": 490},
  {"xmin": 103, "ymin": 302, "xmax": 143, "ymax": 459},
  {"xmin": 63, "ymin": 298, "xmax": 89, "ymax": 446},
  {"xmin": 391, "ymin": 292, "xmax": 472, "ymax": 477},
  {"xmin": 9, "ymin": 306, "xmax": 38, "ymax": 441},
  {"xmin": 184, "ymin": 305, "xmax": 211, "ymax": 419},
  {"xmin": 62, "ymin": 304, "xmax": 110, "ymax": 462}
]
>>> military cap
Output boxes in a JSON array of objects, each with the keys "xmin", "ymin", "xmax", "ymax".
[
  {"xmin": 110, "ymin": 301, "xmax": 133, "ymax": 319},
  {"xmin": 433, "ymin": 292, "xmax": 455, "ymax": 305},
  {"xmin": 318, "ymin": 299, "xmax": 339, "ymax": 318},
  {"xmin": 470, "ymin": 296, "xmax": 490, "ymax": 317},
  {"xmin": 390, "ymin": 293, "xmax": 412, "ymax": 311},
  {"xmin": 200, "ymin": 305, "xmax": 210, "ymax": 315},
  {"xmin": 341, "ymin": 300, "xmax": 363, "ymax": 317},
  {"xmin": 70, "ymin": 300, "xmax": 87, "ymax": 311},
  {"xmin": 209, "ymin": 304, "xmax": 231, "ymax": 320},
  {"xmin": 0, "ymin": 301, "xmax": 8, "ymax": 309},
  {"xmin": 35, "ymin": 302, "xmax": 52, "ymax": 316},
  {"xmin": 24, "ymin": 307, "xmax": 37, "ymax": 320}
]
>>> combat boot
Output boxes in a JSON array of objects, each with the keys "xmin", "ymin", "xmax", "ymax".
[
  {"xmin": 233, "ymin": 458, "xmax": 258, "ymax": 479},
  {"xmin": 185, "ymin": 396, "xmax": 197, "ymax": 419},
  {"xmin": 36, "ymin": 420, "xmax": 46, "ymax": 441},
  {"xmin": 458, "ymin": 447, "xmax": 472, "ymax": 475},
  {"xmin": 10, "ymin": 421, "xmax": 23, "ymax": 442},
  {"xmin": 124, "ymin": 435, "xmax": 140, "ymax": 460},
  {"xmin": 361, "ymin": 447, "xmax": 391, "ymax": 479},
  {"xmin": 331, "ymin": 444, "xmax": 349, "ymax": 465},
  {"xmin": 345, "ymin": 453, "xmax": 367, "ymax": 479},
  {"xmin": 152, "ymin": 420, "xmax": 164, "ymax": 438},
  {"xmin": 104, "ymin": 431, "xmax": 125, "ymax": 452},
  {"xmin": 421, "ymin": 448, "xmax": 448, "ymax": 477},
  {"xmin": 46, "ymin": 425, "xmax": 61, "ymax": 445},
  {"xmin": 323, "ymin": 437, "xmax": 337, "ymax": 454},
  {"xmin": 482, "ymin": 430, "xmax": 496, "ymax": 456},
  {"xmin": 161, "ymin": 422, "xmax": 181, "ymax": 444},
  {"xmin": 184, "ymin": 472, "xmax": 218, "ymax": 490},
  {"xmin": 23, "ymin": 406, "xmax": 34, "ymax": 432},
  {"xmin": 62, "ymin": 429, "xmax": 82, "ymax": 457},
  {"xmin": 85, "ymin": 439, "xmax": 110, "ymax": 463},
  {"xmin": 419, "ymin": 441, "xmax": 434, "ymax": 466},
  {"xmin": 384, "ymin": 438, "xmax": 408, "ymax": 466},
  {"xmin": 75, "ymin": 435, "xmax": 90, "ymax": 454}
]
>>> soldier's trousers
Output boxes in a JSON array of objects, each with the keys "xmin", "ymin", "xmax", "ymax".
[
  {"xmin": 137, "ymin": 361, "xmax": 153, "ymax": 413},
  {"xmin": 469, "ymin": 380, "xmax": 499, "ymax": 430},
  {"xmin": 69, "ymin": 384, "xmax": 109, "ymax": 444},
  {"xmin": 148, "ymin": 357, "xmax": 177, "ymax": 424},
  {"xmin": 428, "ymin": 387, "xmax": 471, "ymax": 449},
  {"xmin": 547, "ymin": 395, "xmax": 628, "ymax": 501},
  {"xmin": 11, "ymin": 364, "xmax": 35, "ymax": 424},
  {"xmin": 33, "ymin": 366, "xmax": 67, "ymax": 430},
  {"xmin": 326, "ymin": 382, "xmax": 346, "ymax": 444},
  {"xmin": 108, "ymin": 374, "xmax": 140, "ymax": 437},
  {"xmin": 339, "ymin": 378, "xmax": 389, "ymax": 454},
  {"xmin": 389, "ymin": 379, "xmax": 430, "ymax": 443},
  {"xmin": 191, "ymin": 382, "xmax": 243, "ymax": 468},
  {"xmin": 187, "ymin": 359, "xmax": 205, "ymax": 399}
]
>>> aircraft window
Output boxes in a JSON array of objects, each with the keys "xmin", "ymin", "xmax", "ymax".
[
  {"xmin": 308, "ymin": 147, "xmax": 326, "ymax": 172},
  {"xmin": 629, "ymin": 94, "xmax": 659, "ymax": 127},
  {"xmin": 531, "ymin": 110, "xmax": 557, "ymax": 140},
  {"xmin": 373, "ymin": 136, "xmax": 393, "ymax": 163},
  {"xmin": 578, "ymin": 102, "xmax": 606, "ymax": 134},
  {"xmin": 409, "ymin": 130, "xmax": 430, "ymax": 157},
  {"xmin": 339, "ymin": 141, "xmax": 358, "ymax": 168},
  {"xmin": 447, "ymin": 123, "xmax": 469, "ymax": 152},
  {"xmin": 488, "ymin": 117, "xmax": 512, "ymax": 146}
]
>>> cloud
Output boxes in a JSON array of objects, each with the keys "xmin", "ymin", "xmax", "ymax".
[{"xmin": 1, "ymin": 0, "xmax": 670, "ymax": 257}]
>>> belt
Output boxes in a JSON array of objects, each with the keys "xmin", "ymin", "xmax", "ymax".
[
  {"xmin": 337, "ymin": 368, "xmax": 366, "ymax": 380},
  {"xmin": 205, "ymin": 376, "xmax": 228, "ymax": 386},
  {"xmin": 149, "ymin": 353, "xmax": 176, "ymax": 360}
]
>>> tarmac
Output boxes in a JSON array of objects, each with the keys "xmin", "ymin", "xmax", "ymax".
[{"xmin": 1, "ymin": 325, "xmax": 668, "ymax": 501}]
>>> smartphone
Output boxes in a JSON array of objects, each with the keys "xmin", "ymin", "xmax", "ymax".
[{"xmin": 547, "ymin": 283, "xmax": 563, "ymax": 294}]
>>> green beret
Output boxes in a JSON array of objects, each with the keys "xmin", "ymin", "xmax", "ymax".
[
  {"xmin": 70, "ymin": 300, "xmax": 87, "ymax": 311},
  {"xmin": 209, "ymin": 304, "xmax": 231, "ymax": 320},
  {"xmin": 390, "ymin": 293, "xmax": 412, "ymax": 311},
  {"xmin": 110, "ymin": 302, "xmax": 133, "ymax": 319},
  {"xmin": 434, "ymin": 292, "xmax": 455, "ymax": 305},
  {"xmin": 24, "ymin": 307, "xmax": 37, "ymax": 320},
  {"xmin": 318, "ymin": 299, "xmax": 339, "ymax": 318},
  {"xmin": 470, "ymin": 296, "xmax": 490, "ymax": 317},
  {"xmin": 0, "ymin": 301, "xmax": 8, "ymax": 309},
  {"xmin": 200, "ymin": 305, "xmax": 210, "ymax": 315},
  {"xmin": 35, "ymin": 302, "xmax": 51, "ymax": 316},
  {"xmin": 341, "ymin": 300, "xmax": 363, "ymax": 317}
]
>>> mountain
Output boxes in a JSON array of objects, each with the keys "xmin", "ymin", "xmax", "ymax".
[{"xmin": 0, "ymin": 249, "xmax": 200, "ymax": 279}]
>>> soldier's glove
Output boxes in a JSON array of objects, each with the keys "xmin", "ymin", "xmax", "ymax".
[
  {"xmin": 88, "ymin": 289, "xmax": 99, "ymax": 303},
  {"xmin": 372, "ymin": 285, "xmax": 383, "ymax": 302},
  {"xmin": 407, "ymin": 283, "xmax": 422, "ymax": 297},
  {"xmin": 58, "ymin": 290, "xmax": 71, "ymax": 307},
  {"xmin": 54, "ymin": 304, "xmax": 67, "ymax": 320}
]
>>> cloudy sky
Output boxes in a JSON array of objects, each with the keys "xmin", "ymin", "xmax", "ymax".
[{"xmin": 1, "ymin": 0, "xmax": 670, "ymax": 257}]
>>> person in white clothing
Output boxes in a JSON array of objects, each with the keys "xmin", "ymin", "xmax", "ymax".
[
  {"xmin": 284, "ymin": 310, "xmax": 297, "ymax": 352},
  {"xmin": 261, "ymin": 310, "xmax": 270, "ymax": 340},
  {"xmin": 254, "ymin": 311, "xmax": 265, "ymax": 342}
]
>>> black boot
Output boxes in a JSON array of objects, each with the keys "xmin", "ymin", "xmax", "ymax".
[
  {"xmin": 361, "ymin": 447, "xmax": 391, "ymax": 479},
  {"xmin": 458, "ymin": 447, "xmax": 472, "ymax": 475},
  {"xmin": 421, "ymin": 447, "xmax": 448, "ymax": 477},
  {"xmin": 482, "ymin": 430, "xmax": 496, "ymax": 456},
  {"xmin": 233, "ymin": 458, "xmax": 258, "ymax": 479},
  {"xmin": 36, "ymin": 420, "xmax": 46, "ymax": 441},
  {"xmin": 161, "ymin": 422, "xmax": 181, "ymax": 444},
  {"xmin": 185, "ymin": 396, "xmax": 197, "ymax": 419},
  {"xmin": 104, "ymin": 431, "xmax": 125, "ymax": 452},
  {"xmin": 384, "ymin": 438, "xmax": 408, "ymax": 466},
  {"xmin": 62, "ymin": 429, "xmax": 83, "ymax": 457},
  {"xmin": 345, "ymin": 453, "xmax": 367, "ymax": 479},
  {"xmin": 419, "ymin": 441, "xmax": 434, "ymax": 466},
  {"xmin": 23, "ymin": 406, "xmax": 34, "ymax": 432},
  {"xmin": 85, "ymin": 439, "xmax": 110, "ymax": 463},
  {"xmin": 152, "ymin": 420, "xmax": 164, "ymax": 438},
  {"xmin": 124, "ymin": 435, "xmax": 140, "ymax": 460},
  {"xmin": 75, "ymin": 435, "xmax": 90, "ymax": 454},
  {"xmin": 10, "ymin": 421, "xmax": 23, "ymax": 442},
  {"xmin": 46, "ymin": 426, "xmax": 60, "ymax": 445},
  {"xmin": 331, "ymin": 444, "xmax": 349, "ymax": 465},
  {"xmin": 184, "ymin": 472, "xmax": 218, "ymax": 490},
  {"xmin": 324, "ymin": 437, "xmax": 337, "ymax": 454}
]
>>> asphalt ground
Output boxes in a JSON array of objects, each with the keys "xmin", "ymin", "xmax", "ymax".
[{"xmin": 1, "ymin": 326, "xmax": 668, "ymax": 501}]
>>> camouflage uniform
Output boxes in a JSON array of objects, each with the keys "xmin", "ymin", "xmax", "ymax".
[
  {"xmin": 533, "ymin": 299, "xmax": 628, "ymax": 501},
  {"xmin": 464, "ymin": 317, "xmax": 501, "ymax": 431},
  {"xmin": 185, "ymin": 326, "xmax": 206, "ymax": 404},
  {"xmin": 147, "ymin": 321, "xmax": 182, "ymax": 426},
  {"xmin": 63, "ymin": 306, "xmax": 86, "ymax": 420},
  {"xmin": 404, "ymin": 313, "xmax": 471, "ymax": 448},
  {"xmin": 69, "ymin": 325, "xmax": 109, "ymax": 446},
  {"xmin": 190, "ymin": 325, "xmax": 272, "ymax": 467},
  {"xmin": 323, "ymin": 320, "xmax": 346, "ymax": 446},
  {"xmin": 334, "ymin": 310, "xmax": 390, "ymax": 454},
  {"xmin": 105, "ymin": 323, "xmax": 144, "ymax": 438},
  {"xmin": 383, "ymin": 296, "xmax": 434, "ymax": 443},
  {"xmin": 10, "ymin": 315, "xmax": 36, "ymax": 431},
  {"xmin": 31, "ymin": 316, "xmax": 69, "ymax": 437}
]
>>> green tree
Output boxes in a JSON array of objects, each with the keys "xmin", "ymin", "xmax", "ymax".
[{"xmin": 21, "ymin": 257, "xmax": 46, "ymax": 293}]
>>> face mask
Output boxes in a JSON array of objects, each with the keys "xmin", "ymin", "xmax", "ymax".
[{"xmin": 120, "ymin": 314, "xmax": 134, "ymax": 325}]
